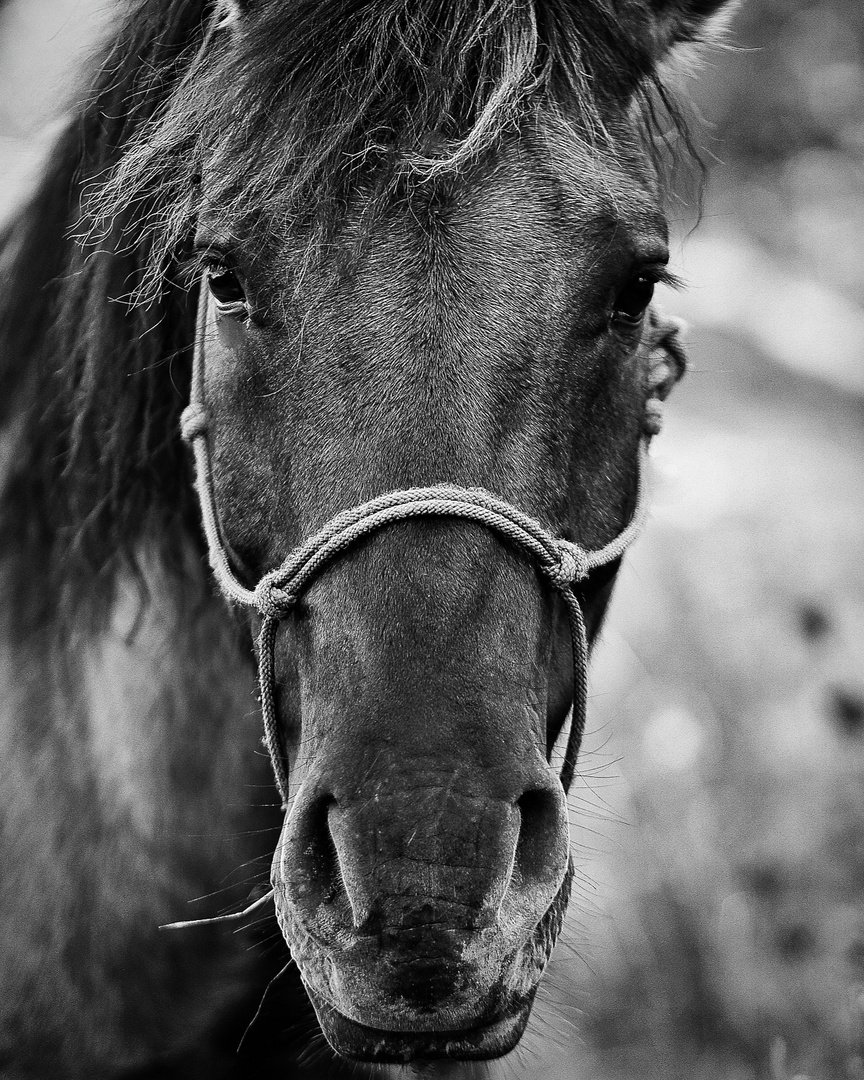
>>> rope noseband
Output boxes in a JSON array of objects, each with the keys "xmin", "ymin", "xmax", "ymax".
[{"xmin": 181, "ymin": 291, "xmax": 652, "ymax": 807}]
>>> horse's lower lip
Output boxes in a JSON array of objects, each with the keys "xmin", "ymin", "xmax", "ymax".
[{"xmin": 307, "ymin": 989, "xmax": 532, "ymax": 1063}]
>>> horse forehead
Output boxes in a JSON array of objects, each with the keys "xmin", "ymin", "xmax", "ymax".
[
  {"xmin": 296, "ymin": 197, "xmax": 567, "ymax": 444},
  {"xmin": 302, "ymin": 153, "xmax": 648, "ymax": 348},
  {"xmin": 235, "ymin": 141, "xmax": 661, "ymax": 501},
  {"xmin": 343, "ymin": 143, "xmax": 654, "ymax": 298}
]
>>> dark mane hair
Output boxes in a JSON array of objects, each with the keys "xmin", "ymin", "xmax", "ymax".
[
  {"xmin": 0, "ymin": 0, "xmax": 694, "ymax": 624},
  {"xmin": 94, "ymin": 0, "xmax": 692, "ymax": 300}
]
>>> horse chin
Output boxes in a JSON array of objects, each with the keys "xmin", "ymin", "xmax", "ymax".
[
  {"xmin": 281, "ymin": 866, "xmax": 573, "ymax": 1063},
  {"xmin": 306, "ymin": 988, "xmax": 535, "ymax": 1063}
]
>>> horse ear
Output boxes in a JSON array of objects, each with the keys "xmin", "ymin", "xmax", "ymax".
[{"xmin": 646, "ymin": 0, "xmax": 739, "ymax": 58}]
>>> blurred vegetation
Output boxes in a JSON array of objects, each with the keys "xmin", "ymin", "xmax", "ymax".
[{"xmin": 693, "ymin": 0, "xmax": 864, "ymax": 307}]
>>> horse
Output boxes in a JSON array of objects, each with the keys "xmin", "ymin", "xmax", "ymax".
[{"xmin": 0, "ymin": 0, "xmax": 735, "ymax": 1074}]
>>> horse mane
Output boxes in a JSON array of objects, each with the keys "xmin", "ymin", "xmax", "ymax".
[
  {"xmin": 0, "ymin": 0, "xmax": 694, "ymax": 626},
  {"xmin": 0, "ymin": 2, "xmax": 206, "ymax": 626}
]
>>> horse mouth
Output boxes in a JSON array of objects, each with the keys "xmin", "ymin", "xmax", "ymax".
[{"xmin": 306, "ymin": 988, "xmax": 533, "ymax": 1063}]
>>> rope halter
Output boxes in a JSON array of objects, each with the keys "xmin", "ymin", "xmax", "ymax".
[{"xmin": 181, "ymin": 291, "xmax": 653, "ymax": 808}]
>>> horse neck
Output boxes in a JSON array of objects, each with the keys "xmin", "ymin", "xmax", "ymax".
[
  {"xmin": 0, "ymin": 524, "xmax": 273, "ymax": 895},
  {"xmin": 82, "ymin": 543, "xmax": 263, "ymax": 841}
]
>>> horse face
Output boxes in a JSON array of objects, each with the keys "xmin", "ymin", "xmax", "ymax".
[{"xmin": 195, "ymin": 132, "xmax": 670, "ymax": 1061}]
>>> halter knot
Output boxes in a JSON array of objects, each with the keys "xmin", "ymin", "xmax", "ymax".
[
  {"xmin": 549, "ymin": 541, "xmax": 590, "ymax": 587},
  {"xmin": 180, "ymin": 402, "xmax": 209, "ymax": 443},
  {"xmin": 254, "ymin": 578, "xmax": 297, "ymax": 620}
]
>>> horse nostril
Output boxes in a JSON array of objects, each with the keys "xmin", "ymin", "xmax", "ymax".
[
  {"xmin": 515, "ymin": 787, "xmax": 567, "ymax": 884},
  {"xmin": 283, "ymin": 792, "xmax": 344, "ymax": 917}
]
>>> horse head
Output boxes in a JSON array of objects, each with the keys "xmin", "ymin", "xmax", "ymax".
[{"xmin": 100, "ymin": 0, "xmax": 733, "ymax": 1063}]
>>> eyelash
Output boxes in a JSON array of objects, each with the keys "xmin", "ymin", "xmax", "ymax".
[
  {"xmin": 177, "ymin": 248, "xmax": 222, "ymax": 288},
  {"xmin": 650, "ymin": 267, "xmax": 683, "ymax": 291}
]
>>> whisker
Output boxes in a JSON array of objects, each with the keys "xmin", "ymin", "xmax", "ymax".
[
  {"xmin": 160, "ymin": 887, "xmax": 275, "ymax": 930},
  {"xmin": 237, "ymin": 957, "xmax": 295, "ymax": 1052}
]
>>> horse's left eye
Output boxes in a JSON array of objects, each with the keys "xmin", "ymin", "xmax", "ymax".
[
  {"xmin": 613, "ymin": 274, "xmax": 655, "ymax": 324},
  {"xmin": 207, "ymin": 267, "xmax": 246, "ymax": 307}
]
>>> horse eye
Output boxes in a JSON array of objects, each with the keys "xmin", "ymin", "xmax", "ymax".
[
  {"xmin": 613, "ymin": 274, "xmax": 655, "ymax": 324},
  {"xmin": 207, "ymin": 267, "xmax": 246, "ymax": 307}
]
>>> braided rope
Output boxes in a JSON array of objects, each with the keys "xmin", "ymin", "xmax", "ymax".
[{"xmin": 182, "ymin": 286, "xmax": 651, "ymax": 807}]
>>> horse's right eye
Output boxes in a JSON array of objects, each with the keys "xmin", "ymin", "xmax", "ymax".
[{"xmin": 207, "ymin": 267, "xmax": 246, "ymax": 307}]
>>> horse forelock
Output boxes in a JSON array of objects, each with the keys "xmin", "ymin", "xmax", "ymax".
[{"xmin": 88, "ymin": 0, "xmax": 697, "ymax": 302}]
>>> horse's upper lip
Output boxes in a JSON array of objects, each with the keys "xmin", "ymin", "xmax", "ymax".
[{"xmin": 306, "ymin": 987, "xmax": 533, "ymax": 1063}]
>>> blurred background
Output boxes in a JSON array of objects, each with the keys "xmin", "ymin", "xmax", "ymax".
[{"xmin": 1, "ymin": 2, "xmax": 862, "ymax": 1078}]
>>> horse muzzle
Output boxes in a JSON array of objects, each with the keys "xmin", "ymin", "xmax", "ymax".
[{"xmin": 271, "ymin": 777, "xmax": 572, "ymax": 1061}]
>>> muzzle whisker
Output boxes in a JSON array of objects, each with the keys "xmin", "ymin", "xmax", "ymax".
[
  {"xmin": 159, "ymin": 887, "xmax": 275, "ymax": 931},
  {"xmin": 236, "ymin": 957, "xmax": 295, "ymax": 1053}
]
